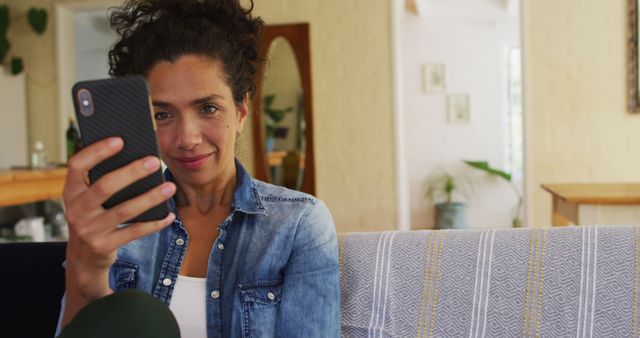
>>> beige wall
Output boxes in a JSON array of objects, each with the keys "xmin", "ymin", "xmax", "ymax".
[
  {"xmin": 524, "ymin": 0, "xmax": 640, "ymax": 227},
  {"xmin": 5, "ymin": 0, "xmax": 59, "ymax": 161},
  {"xmin": 250, "ymin": 0, "xmax": 397, "ymax": 232},
  {"xmin": 8, "ymin": 0, "xmax": 397, "ymax": 233}
]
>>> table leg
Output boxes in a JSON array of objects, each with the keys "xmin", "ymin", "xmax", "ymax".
[{"xmin": 552, "ymin": 197, "xmax": 578, "ymax": 226}]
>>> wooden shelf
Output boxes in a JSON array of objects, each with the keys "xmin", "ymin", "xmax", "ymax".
[{"xmin": 0, "ymin": 168, "xmax": 67, "ymax": 207}]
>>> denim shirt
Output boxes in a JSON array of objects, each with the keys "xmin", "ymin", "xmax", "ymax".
[{"xmin": 56, "ymin": 160, "xmax": 340, "ymax": 337}]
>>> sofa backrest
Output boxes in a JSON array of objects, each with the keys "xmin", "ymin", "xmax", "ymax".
[
  {"xmin": 4, "ymin": 225, "xmax": 638, "ymax": 337},
  {"xmin": 338, "ymin": 225, "xmax": 639, "ymax": 337}
]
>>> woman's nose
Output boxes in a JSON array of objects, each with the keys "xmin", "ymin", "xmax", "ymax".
[{"xmin": 176, "ymin": 118, "xmax": 202, "ymax": 150}]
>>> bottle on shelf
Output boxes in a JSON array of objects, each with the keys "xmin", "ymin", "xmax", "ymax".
[
  {"xmin": 30, "ymin": 140, "xmax": 47, "ymax": 169},
  {"xmin": 66, "ymin": 116, "xmax": 82, "ymax": 161}
]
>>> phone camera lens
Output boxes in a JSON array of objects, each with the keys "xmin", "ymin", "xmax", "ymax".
[{"xmin": 77, "ymin": 89, "xmax": 94, "ymax": 117}]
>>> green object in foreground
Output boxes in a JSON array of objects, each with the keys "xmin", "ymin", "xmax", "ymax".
[{"xmin": 58, "ymin": 290, "xmax": 179, "ymax": 338}]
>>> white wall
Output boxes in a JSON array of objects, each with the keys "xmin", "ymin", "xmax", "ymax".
[
  {"xmin": 403, "ymin": 0, "xmax": 522, "ymax": 228},
  {"xmin": 74, "ymin": 9, "xmax": 117, "ymax": 82}
]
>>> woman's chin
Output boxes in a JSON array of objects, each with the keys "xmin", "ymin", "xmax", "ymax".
[{"xmin": 168, "ymin": 161, "xmax": 227, "ymax": 184}]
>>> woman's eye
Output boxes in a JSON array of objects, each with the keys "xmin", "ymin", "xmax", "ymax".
[
  {"xmin": 154, "ymin": 111, "xmax": 170, "ymax": 120},
  {"xmin": 201, "ymin": 104, "xmax": 218, "ymax": 115}
]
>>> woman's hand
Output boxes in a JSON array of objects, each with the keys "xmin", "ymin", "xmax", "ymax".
[{"xmin": 61, "ymin": 137, "xmax": 176, "ymax": 325}]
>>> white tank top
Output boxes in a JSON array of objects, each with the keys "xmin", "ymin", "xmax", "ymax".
[{"xmin": 169, "ymin": 274, "xmax": 207, "ymax": 338}]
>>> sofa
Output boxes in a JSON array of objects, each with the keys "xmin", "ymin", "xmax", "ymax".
[
  {"xmin": 1, "ymin": 225, "xmax": 637, "ymax": 337},
  {"xmin": 339, "ymin": 225, "xmax": 639, "ymax": 337}
]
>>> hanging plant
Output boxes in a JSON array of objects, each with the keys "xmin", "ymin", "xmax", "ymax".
[
  {"xmin": 0, "ymin": 5, "xmax": 10, "ymax": 64},
  {"xmin": 27, "ymin": 8, "xmax": 47, "ymax": 35},
  {"xmin": 0, "ymin": 5, "xmax": 48, "ymax": 74},
  {"xmin": 11, "ymin": 56, "xmax": 22, "ymax": 75}
]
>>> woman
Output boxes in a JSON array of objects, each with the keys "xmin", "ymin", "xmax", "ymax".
[{"xmin": 56, "ymin": 0, "xmax": 340, "ymax": 337}]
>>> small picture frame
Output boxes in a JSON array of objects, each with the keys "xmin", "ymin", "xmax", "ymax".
[
  {"xmin": 447, "ymin": 94, "xmax": 470, "ymax": 124},
  {"xmin": 423, "ymin": 63, "xmax": 446, "ymax": 93}
]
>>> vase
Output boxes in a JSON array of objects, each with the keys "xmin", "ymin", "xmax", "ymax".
[
  {"xmin": 435, "ymin": 202, "xmax": 467, "ymax": 229},
  {"xmin": 265, "ymin": 137, "xmax": 275, "ymax": 152}
]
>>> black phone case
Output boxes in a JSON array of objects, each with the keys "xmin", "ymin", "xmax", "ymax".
[{"xmin": 72, "ymin": 76, "xmax": 170, "ymax": 223}]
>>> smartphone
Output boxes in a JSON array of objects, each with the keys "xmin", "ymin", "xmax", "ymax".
[{"xmin": 72, "ymin": 76, "xmax": 170, "ymax": 223}]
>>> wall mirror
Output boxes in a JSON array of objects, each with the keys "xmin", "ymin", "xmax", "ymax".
[
  {"xmin": 629, "ymin": 0, "xmax": 640, "ymax": 112},
  {"xmin": 252, "ymin": 23, "xmax": 315, "ymax": 195}
]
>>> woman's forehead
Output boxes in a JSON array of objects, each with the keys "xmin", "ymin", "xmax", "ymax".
[{"xmin": 147, "ymin": 55, "xmax": 233, "ymax": 100}]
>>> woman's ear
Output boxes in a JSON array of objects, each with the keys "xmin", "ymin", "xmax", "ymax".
[{"xmin": 236, "ymin": 94, "xmax": 250, "ymax": 133}]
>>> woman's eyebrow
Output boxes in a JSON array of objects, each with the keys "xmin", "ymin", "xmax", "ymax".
[
  {"xmin": 190, "ymin": 94, "xmax": 225, "ymax": 106},
  {"xmin": 151, "ymin": 100, "xmax": 172, "ymax": 108},
  {"xmin": 152, "ymin": 94, "xmax": 225, "ymax": 108}
]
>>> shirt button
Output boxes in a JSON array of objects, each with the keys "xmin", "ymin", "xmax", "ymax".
[
  {"xmin": 267, "ymin": 292, "xmax": 275, "ymax": 300},
  {"xmin": 210, "ymin": 290, "xmax": 220, "ymax": 299},
  {"xmin": 162, "ymin": 278, "xmax": 172, "ymax": 287},
  {"xmin": 218, "ymin": 243, "xmax": 224, "ymax": 250},
  {"xmin": 176, "ymin": 238, "xmax": 185, "ymax": 246}
]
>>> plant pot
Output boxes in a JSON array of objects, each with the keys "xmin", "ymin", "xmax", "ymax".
[{"xmin": 435, "ymin": 202, "xmax": 467, "ymax": 229}]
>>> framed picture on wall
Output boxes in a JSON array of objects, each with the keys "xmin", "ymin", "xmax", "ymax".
[
  {"xmin": 423, "ymin": 63, "xmax": 446, "ymax": 93},
  {"xmin": 447, "ymin": 94, "xmax": 470, "ymax": 124}
]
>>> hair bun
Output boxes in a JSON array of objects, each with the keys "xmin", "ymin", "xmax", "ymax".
[{"xmin": 109, "ymin": 0, "xmax": 264, "ymax": 103}]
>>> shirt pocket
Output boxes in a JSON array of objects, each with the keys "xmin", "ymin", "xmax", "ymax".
[
  {"xmin": 111, "ymin": 261, "xmax": 138, "ymax": 291},
  {"xmin": 238, "ymin": 279, "xmax": 283, "ymax": 338}
]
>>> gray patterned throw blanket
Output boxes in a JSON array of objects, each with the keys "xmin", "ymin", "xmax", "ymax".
[{"xmin": 339, "ymin": 225, "xmax": 640, "ymax": 337}]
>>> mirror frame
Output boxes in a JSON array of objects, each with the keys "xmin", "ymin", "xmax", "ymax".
[
  {"xmin": 252, "ymin": 23, "xmax": 316, "ymax": 195},
  {"xmin": 629, "ymin": 0, "xmax": 640, "ymax": 112}
]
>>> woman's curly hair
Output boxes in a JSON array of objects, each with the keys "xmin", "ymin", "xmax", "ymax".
[{"xmin": 108, "ymin": 0, "xmax": 264, "ymax": 104}]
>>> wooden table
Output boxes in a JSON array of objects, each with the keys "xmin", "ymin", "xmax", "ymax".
[
  {"xmin": 0, "ymin": 168, "xmax": 67, "ymax": 207},
  {"xmin": 541, "ymin": 183, "xmax": 640, "ymax": 226}
]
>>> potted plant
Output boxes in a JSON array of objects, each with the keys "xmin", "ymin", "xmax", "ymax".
[
  {"xmin": 464, "ymin": 160, "xmax": 523, "ymax": 227},
  {"xmin": 424, "ymin": 169, "xmax": 473, "ymax": 229},
  {"xmin": 263, "ymin": 94, "xmax": 293, "ymax": 152}
]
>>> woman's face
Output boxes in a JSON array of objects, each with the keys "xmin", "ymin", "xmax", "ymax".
[{"xmin": 147, "ymin": 54, "xmax": 248, "ymax": 187}]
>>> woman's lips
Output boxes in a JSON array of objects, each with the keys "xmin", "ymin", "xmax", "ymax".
[{"xmin": 174, "ymin": 154, "xmax": 211, "ymax": 169}]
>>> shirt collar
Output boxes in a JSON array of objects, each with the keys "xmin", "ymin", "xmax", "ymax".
[{"xmin": 163, "ymin": 159, "xmax": 267, "ymax": 216}]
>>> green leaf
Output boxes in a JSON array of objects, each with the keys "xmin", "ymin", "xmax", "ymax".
[
  {"xmin": 10, "ymin": 57, "xmax": 23, "ymax": 75},
  {"xmin": 512, "ymin": 217, "xmax": 523, "ymax": 228},
  {"xmin": 263, "ymin": 93, "xmax": 293, "ymax": 123},
  {"xmin": 264, "ymin": 94, "xmax": 275, "ymax": 107},
  {"xmin": 27, "ymin": 8, "xmax": 48, "ymax": 35},
  {"xmin": 0, "ymin": 34, "xmax": 10, "ymax": 64},
  {"xmin": 463, "ymin": 160, "xmax": 512, "ymax": 181},
  {"xmin": 265, "ymin": 125, "xmax": 275, "ymax": 138},
  {"xmin": 0, "ymin": 5, "xmax": 9, "ymax": 35}
]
